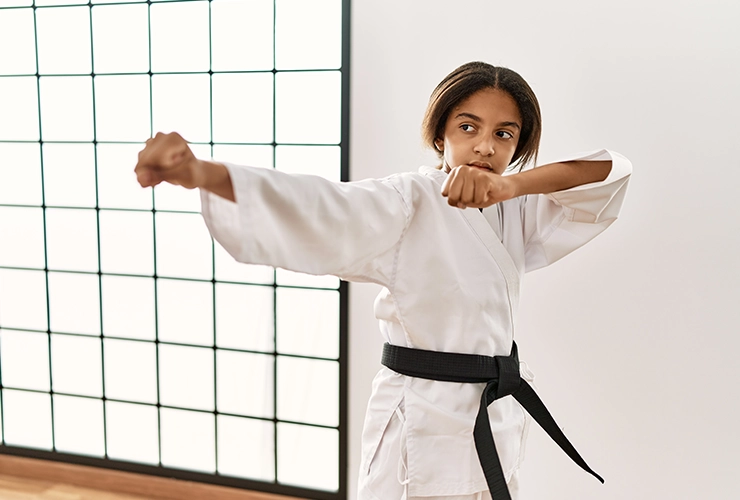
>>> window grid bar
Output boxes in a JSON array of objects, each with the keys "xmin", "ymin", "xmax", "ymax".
[
  {"xmin": 144, "ymin": 0, "xmax": 164, "ymax": 470},
  {"xmin": 0, "ymin": 0, "xmax": 349, "ymax": 496},
  {"xmin": 1, "ymin": 68, "xmax": 341, "ymax": 77},
  {"xmin": 0, "ymin": 380, "xmax": 343, "ymax": 429},
  {"xmin": 0, "ymin": 140, "xmax": 342, "ymax": 147},
  {"xmin": 28, "ymin": 0, "xmax": 225, "ymax": 9},
  {"xmin": 0, "ymin": 267, "xmax": 339, "ymax": 293},
  {"xmin": 271, "ymin": 0, "xmax": 279, "ymax": 484},
  {"xmin": 88, "ymin": 3, "xmax": 112, "ymax": 458},
  {"xmin": 0, "ymin": 327, "xmax": 341, "ymax": 363},
  {"xmin": 27, "ymin": 1, "xmax": 58, "ymax": 454},
  {"xmin": 206, "ymin": 1, "xmax": 220, "ymax": 475},
  {"xmin": 0, "ymin": 385, "xmax": 342, "ymax": 431},
  {"xmin": 0, "ymin": 206, "xmax": 204, "ymax": 215}
]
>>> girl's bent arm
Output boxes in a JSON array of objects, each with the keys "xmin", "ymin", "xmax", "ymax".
[
  {"xmin": 508, "ymin": 160, "xmax": 612, "ymax": 198},
  {"xmin": 441, "ymin": 158, "xmax": 612, "ymax": 209},
  {"xmin": 519, "ymin": 149, "xmax": 632, "ymax": 271}
]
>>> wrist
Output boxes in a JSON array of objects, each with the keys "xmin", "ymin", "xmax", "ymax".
[
  {"xmin": 197, "ymin": 160, "xmax": 224, "ymax": 190},
  {"xmin": 502, "ymin": 172, "xmax": 523, "ymax": 199},
  {"xmin": 197, "ymin": 160, "xmax": 236, "ymax": 202}
]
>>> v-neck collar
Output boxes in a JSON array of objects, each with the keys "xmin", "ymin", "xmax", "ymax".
[{"xmin": 419, "ymin": 165, "xmax": 521, "ymax": 320}]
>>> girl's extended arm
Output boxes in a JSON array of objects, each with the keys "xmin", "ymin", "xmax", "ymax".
[
  {"xmin": 135, "ymin": 132, "xmax": 235, "ymax": 201},
  {"xmin": 136, "ymin": 132, "xmax": 410, "ymax": 282}
]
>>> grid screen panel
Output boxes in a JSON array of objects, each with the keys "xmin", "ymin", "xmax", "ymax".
[{"xmin": 0, "ymin": 1, "xmax": 349, "ymax": 498}]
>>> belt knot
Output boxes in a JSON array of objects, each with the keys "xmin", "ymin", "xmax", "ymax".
[{"xmin": 493, "ymin": 354, "xmax": 520, "ymax": 398}]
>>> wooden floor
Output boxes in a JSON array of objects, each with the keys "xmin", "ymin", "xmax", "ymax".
[
  {"xmin": 0, "ymin": 455, "xmax": 301, "ymax": 500},
  {"xmin": 0, "ymin": 473, "xmax": 155, "ymax": 500}
]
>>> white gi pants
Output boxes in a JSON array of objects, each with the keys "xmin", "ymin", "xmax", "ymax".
[{"xmin": 358, "ymin": 404, "xmax": 520, "ymax": 500}]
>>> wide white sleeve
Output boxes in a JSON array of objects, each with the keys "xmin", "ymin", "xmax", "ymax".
[
  {"xmin": 522, "ymin": 149, "xmax": 632, "ymax": 272},
  {"xmin": 199, "ymin": 162, "xmax": 410, "ymax": 284}
]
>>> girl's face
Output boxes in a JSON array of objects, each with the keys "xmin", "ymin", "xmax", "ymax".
[{"xmin": 435, "ymin": 88, "xmax": 522, "ymax": 175}]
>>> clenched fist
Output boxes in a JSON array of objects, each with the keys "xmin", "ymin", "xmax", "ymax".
[
  {"xmin": 135, "ymin": 132, "xmax": 204, "ymax": 189},
  {"xmin": 441, "ymin": 165, "xmax": 518, "ymax": 209}
]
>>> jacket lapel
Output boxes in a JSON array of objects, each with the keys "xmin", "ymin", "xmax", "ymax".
[
  {"xmin": 461, "ymin": 207, "xmax": 521, "ymax": 315},
  {"xmin": 418, "ymin": 166, "xmax": 521, "ymax": 320}
]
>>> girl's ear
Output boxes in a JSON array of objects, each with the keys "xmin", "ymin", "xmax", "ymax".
[{"xmin": 434, "ymin": 139, "xmax": 444, "ymax": 152}]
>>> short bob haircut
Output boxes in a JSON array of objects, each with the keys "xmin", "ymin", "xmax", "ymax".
[{"xmin": 421, "ymin": 62, "xmax": 542, "ymax": 171}]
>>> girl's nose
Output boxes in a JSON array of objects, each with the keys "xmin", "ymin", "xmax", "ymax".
[{"xmin": 474, "ymin": 137, "xmax": 495, "ymax": 156}]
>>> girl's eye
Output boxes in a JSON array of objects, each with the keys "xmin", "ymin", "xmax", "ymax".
[
  {"xmin": 497, "ymin": 130, "xmax": 514, "ymax": 139},
  {"xmin": 460, "ymin": 124, "xmax": 475, "ymax": 132}
]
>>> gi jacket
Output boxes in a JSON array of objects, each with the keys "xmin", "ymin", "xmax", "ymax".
[{"xmin": 200, "ymin": 149, "xmax": 632, "ymax": 498}]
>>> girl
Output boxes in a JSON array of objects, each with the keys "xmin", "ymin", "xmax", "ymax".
[{"xmin": 135, "ymin": 62, "xmax": 631, "ymax": 500}]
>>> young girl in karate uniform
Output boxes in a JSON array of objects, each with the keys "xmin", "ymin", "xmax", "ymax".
[{"xmin": 135, "ymin": 62, "xmax": 631, "ymax": 500}]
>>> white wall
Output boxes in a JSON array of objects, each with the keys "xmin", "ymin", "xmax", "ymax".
[{"xmin": 348, "ymin": 1, "xmax": 740, "ymax": 499}]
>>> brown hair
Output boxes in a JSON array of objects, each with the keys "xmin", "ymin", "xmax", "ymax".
[{"xmin": 421, "ymin": 62, "xmax": 542, "ymax": 170}]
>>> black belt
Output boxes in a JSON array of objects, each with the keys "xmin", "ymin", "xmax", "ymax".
[{"xmin": 381, "ymin": 342, "xmax": 603, "ymax": 500}]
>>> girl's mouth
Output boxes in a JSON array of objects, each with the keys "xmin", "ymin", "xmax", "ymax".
[{"xmin": 468, "ymin": 161, "xmax": 493, "ymax": 171}]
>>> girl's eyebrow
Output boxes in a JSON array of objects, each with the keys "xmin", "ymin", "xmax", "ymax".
[
  {"xmin": 454, "ymin": 112, "xmax": 483, "ymax": 122},
  {"xmin": 500, "ymin": 121, "xmax": 521, "ymax": 130},
  {"xmin": 454, "ymin": 112, "xmax": 521, "ymax": 130}
]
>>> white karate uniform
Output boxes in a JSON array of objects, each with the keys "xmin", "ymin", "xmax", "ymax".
[{"xmin": 200, "ymin": 149, "xmax": 631, "ymax": 500}]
